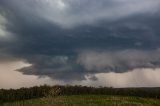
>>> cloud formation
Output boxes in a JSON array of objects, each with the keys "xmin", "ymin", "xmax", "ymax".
[
  {"xmin": 0, "ymin": 61, "xmax": 64, "ymax": 89},
  {"xmin": 0, "ymin": 13, "xmax": 10, "ymax": 39},
  {"xmin": 0, "ymin": 0, "xmax": 160, "ymax": 83},
  {"xmin": 17, "ymin": 55, "xmax": 89, "ymax": 81},
  {"xmin": 2, "ymin": 0, "xmax": 160, "ymax": 28},
  {"xmin": 78, "ymin": 49, "xmax": 160, "ymax": 73},
  {"xmin": 16, "ymin": 49, "xmax": 160, "ymax": 81},
  {"xmin": 36, "ymin": 0, "xmax": 160, "ymax": 27},
  {"xmin": 78, "ymin": 68, "xmax": 160, "ymax": 88},
  {"xmin": 1, "ymin": 61, "xmax": 160, "ymax": 89}
]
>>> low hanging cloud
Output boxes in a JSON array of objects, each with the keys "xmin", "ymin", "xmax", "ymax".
[
  {"xmin": 76, "ymin": 68, "xmax": 160, "ymax": 88},
  {"xmin": 16, "ymin": 49, "xmax": 160, "ymax": 81},
  {"xmin": 1, "ymin": 0, "xmax": 160, "ymax": 84},
  {"xmin": 78, "ymin": 49, "xmax": 160, "ymax": 73},
  {"xmin": 2, "ymin": 61, "xmax": 160, "ymax": 89},
  {"xmin": 17, "ymin": 55, "xmax": 87, "ymax": 81}
]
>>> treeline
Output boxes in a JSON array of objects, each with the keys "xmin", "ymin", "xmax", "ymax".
[
  {"xmin": 0, "ymin": 85, "xmax": 51, "ymax": 103},
  {"xmin": 1, "ymin": 85, "xmax": 160, "ymax": 103}
]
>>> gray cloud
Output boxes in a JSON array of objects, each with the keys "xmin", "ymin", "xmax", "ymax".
[
  {"xmin": 17, "ymin": 55, "xmax": 87, "ymax": 81},
  {"xmin": 16, "ymin": 49, "xmax": 160, "ymax": 81},
  {"xmin": 77, "ymin": 49, "xmax": 160, "ymax": 73},
  {"xmin": 76, "ymin": 68, "xmax": 160, "ymax": 88},
  {"xmin": 2, "ymin": 0, "xmax": 160, "ymax": 28},
  {"xmin": 0, "ymin": 0, "xmax": 160, "ymax": 82},
  {"xmin": 0, "ymin": 13, "xmax": 11, "ymax": 40}
]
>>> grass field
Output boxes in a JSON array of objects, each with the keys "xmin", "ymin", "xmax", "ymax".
[{"xmin": 2, "ymin": 95, "xmax": 160, "ymax": 106}]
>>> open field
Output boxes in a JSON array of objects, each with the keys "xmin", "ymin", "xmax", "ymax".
[{"xmin": 2, "ymin": 95, "xmax": 160, "ymax": 106}]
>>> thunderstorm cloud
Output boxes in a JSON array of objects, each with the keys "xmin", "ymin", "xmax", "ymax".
[{"xmin": 1, "ymin": 0, "xmax": 160, "ymax": 83}]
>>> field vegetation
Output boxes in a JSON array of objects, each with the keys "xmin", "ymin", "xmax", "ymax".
[
  {"xmin": 2, "ymin": 95, "xmax": 160, "ymax": 106},
  {"xmin": 1, "ymin": 85, "xmax": 160, "ymax": 106}
]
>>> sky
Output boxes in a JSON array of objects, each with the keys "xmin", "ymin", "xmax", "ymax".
[{"xmin": 0, "ymin": 0, "xmax": 160, "ymax": 89}]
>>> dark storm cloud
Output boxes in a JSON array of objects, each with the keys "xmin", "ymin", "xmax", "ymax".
[
  {"xmin": 1, "ymin": 0, "xmax": 160, "ymax": 81},
  {"xmin": 78, "ymin": 49, "xmax": 160, "ymax": 73}
]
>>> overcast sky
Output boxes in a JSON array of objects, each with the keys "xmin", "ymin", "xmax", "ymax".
[{"xmin": 0, "ymin": 0, "xmax": 160, "ymax": 88}]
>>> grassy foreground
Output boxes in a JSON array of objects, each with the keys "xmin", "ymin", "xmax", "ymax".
[{"xmin": 2, "ymin": 95, "xmax": 160, "ymax": 106}]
